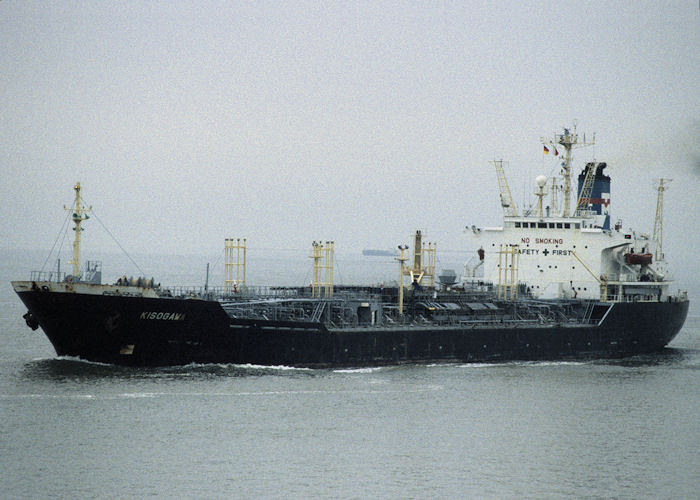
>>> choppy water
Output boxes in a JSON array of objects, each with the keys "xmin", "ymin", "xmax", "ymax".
[{"xmin": 2, "ymin": 249, "xmax": 699, "ymax": 499}]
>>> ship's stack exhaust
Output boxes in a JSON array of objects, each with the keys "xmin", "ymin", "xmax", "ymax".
[{"xmin": 576, "ymin": 162, "xmax": 611, "ymax": 229}]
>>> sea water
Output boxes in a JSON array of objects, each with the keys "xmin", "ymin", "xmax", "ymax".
[{"xmin": 1, "ymin": 249, "xmax": 699, "ymax": 499}]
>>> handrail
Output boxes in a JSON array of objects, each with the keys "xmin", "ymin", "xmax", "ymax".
[{"xmin": 30, "ymin": 270, "xmax": 67, "ymax": 282}]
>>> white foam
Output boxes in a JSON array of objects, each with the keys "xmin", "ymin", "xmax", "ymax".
[
  {"xmin": 454, "ymin": 362, "xmax": 504, "ymax": 368},
  {"xmin": 525, "ymin": 361, "xmax": 586, "ymax": 367},
  {"xmin": 454, "ymin": 360, "xmax": 588, "ymax": 369},
  {"xmin": 0, "ymin": 393, "xmax": 97, "ymax": 399},
  {"xmin": 54, "ymin": 355, "xmax": 114, "ymax": 366},
  {"xmin": 176, "ymin": 362, "xmax": 312, "ymax": 371},
  {"xmin": 234, "ymin": 363, "xmax": 312, "ymax": 371},
  {"xmin": 333, "ymin": 367, "xmax": 383, "ymax": 374},
  {"xmin": 118, "ymin": 392, "xmax": 159, "ymax": 398}
]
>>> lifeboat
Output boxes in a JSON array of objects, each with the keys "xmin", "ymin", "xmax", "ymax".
[{"xmin": 624, "ymin": 253, "xmax": 652, "ymax": 265}]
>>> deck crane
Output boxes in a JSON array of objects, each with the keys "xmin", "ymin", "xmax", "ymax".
[
  {"xmin": 491, "ymin": 160, "xmax": 518, "ymax": 217},
  {"xmin": 652, "ymin": 178, "xmax": 671, "ymax": 261},
  {"xmin": 574, "ymin": 162, "xmax": 600, "ymax": 217}
]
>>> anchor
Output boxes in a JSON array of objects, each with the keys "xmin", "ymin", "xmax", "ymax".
[{"xmin": 22, "ymin": 311, "xmax": 39, "ymax": 331}]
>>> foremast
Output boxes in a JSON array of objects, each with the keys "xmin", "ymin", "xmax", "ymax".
[{"xmin": 65, "ymin": 182, "xmax": 91, "ymax": 278}]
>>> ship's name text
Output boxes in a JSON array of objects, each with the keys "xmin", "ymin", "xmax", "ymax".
[{"xmin": 140, "ymin": 312, "xmax": 186, "ymax": 321}]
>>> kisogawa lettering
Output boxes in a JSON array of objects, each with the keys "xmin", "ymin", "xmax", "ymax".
[{"xmin": 140, "ymin": 312, "xmax": 186, "ymax": 320}]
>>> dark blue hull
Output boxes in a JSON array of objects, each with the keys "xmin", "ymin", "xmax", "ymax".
[{"xmin": 15, "ymin": 289, "xmax": 689, "ymax": 367}]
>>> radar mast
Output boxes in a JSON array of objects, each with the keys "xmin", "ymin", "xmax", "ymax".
[{"xmin": 541, "ymin": 123, "xmax": 595, "ymax": 217}]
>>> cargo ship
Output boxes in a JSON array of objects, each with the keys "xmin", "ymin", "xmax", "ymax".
[
  {"xmin": 12, "ymin": 126, "xmax": 689, "ymax": 367},
  {"xmin": 362, "ymin": 249, "xmax": 397, "ymax": 257}
]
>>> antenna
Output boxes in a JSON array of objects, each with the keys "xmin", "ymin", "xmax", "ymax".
[
  {"xmin": 534, "ymin": 175, "xmax": 548, "ymax": 217},
  {"xmin": 550, "ymin": 177, "xmax": 560, "ymax": 216},
  {"xmin": 396, "ymin": 244, "xmax": 409, "ymax": 316}
]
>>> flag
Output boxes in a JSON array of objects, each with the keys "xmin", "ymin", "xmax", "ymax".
[
  {"xmin": 554, "ymin": 148, "xmax": 559, "ymax": 156},
  {"xmin": 543, "ymin": 145, "xmax": 549, "ymax": 154}
]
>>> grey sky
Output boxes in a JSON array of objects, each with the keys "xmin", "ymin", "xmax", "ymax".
[{"xmin": 1, "ymin": 1, "xmax": 698, "ymax": 277}]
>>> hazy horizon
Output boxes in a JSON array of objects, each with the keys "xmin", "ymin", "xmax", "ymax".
[{"xmin": 2, "ymin": 2, "xmax": 698, "ymax": 275}]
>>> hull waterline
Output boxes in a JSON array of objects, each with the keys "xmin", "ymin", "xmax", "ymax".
[{"xmin": 14, "ymin": 285, "xmax": 689, "ymax": 367}]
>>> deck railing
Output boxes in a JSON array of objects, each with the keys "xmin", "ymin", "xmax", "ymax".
[{"xmin": 29, "ymin": 270, "xmax": 67, "ymax": 282}]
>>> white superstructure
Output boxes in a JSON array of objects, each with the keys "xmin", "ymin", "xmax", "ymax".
[{"xmin": 465, "ymin": 126, "xmax": 674, "ymax": 303}]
